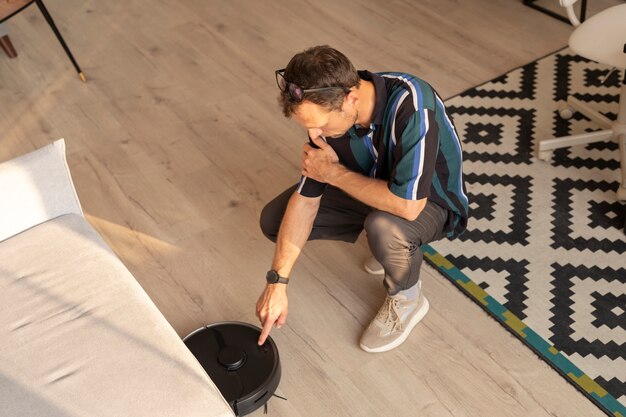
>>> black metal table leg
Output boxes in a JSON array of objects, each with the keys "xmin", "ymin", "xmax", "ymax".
[
  {"xmin": 34, "ymin": 0, "xmax": 86, "ymax": 82},
  {"xmin": 522, "ymin": 0, "xmax": 587, "ymax": 24}
]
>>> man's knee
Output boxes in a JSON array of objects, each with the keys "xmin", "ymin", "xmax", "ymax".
[{"xmin": 364, "ymin": 211, "xmax": 408, "ymax": 249}]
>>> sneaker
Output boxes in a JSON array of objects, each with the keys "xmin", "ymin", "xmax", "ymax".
[
  {"xmin": 364, "ymin": 256, "xmax": 384, "ymax": 275},
  {"xmin": 359, "ymin": 285, "xmax": 430, "ymax": 353}
]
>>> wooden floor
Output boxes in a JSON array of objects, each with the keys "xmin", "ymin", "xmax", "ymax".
[{"xmin": 1, "ymin": 0, "xmax": 621, "ymax": 416}]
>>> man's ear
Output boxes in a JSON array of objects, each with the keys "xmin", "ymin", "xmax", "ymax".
[{"xmin": 344, "ymin": 88, "xmax": 359, "ymax": 108}]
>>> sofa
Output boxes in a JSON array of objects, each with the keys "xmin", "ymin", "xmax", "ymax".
[{"xmin": 0, "ymin": 139, "xmax": 235, "ymax": 417}]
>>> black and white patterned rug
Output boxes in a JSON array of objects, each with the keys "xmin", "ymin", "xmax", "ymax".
[{"xmin": 425, "ymin": 48, "xmax": 626, "ymax": 417}]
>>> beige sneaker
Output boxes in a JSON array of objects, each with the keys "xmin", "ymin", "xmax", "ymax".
[
  {"xmin": 359, "ymin": 284, "xmax": 429, "ymax": 353},
  {"xmin": 364, "ymin": 256, "xmax": 384, "ymax": 275}
]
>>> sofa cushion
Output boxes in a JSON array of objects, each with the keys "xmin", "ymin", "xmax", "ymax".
[
  {"xmin": 0, "ymin": 139, "xmax": 82, "ymax": 242},
  {"xmin": 0, "ymin": 214, "xmax": 234, "ymax": 417}
]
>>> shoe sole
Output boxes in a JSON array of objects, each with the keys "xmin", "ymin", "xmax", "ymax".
[{"xmin": 359, "ymin": 296, "xmax": 430, "ymax": 353}]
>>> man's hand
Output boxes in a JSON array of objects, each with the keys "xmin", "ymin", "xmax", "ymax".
[
  {"xmin": 256, "ymin": 283, "xmax": 288, "ymax": 345},
  {"xmin": 301, "ymin": 136, "xmax": 341, "ymax": 183}
]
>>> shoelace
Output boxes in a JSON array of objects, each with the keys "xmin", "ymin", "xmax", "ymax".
[{"xmin": 376, "ymin": 297, "xmax": 403, "ymax": 332}]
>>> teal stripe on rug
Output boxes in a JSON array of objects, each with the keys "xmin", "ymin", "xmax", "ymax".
[{"xmin": 422, "ymin": 244, "xmax": 626, "ymax": 417}]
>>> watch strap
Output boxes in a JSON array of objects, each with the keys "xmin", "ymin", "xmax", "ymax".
[{"xmin": 266, "ymin": 269, "xmax": 289, "ymax": 284}]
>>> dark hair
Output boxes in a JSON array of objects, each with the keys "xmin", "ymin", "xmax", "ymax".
[{"xmin": 279, "ymin": 45, "xmax": 360, "ymax": 117}]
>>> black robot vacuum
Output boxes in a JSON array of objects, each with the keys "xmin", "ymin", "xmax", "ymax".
[{"xmin": 183, "ymin": 322, "xmax": 282, "ymax": 416}]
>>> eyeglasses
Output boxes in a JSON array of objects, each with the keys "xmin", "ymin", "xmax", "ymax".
[{"xmin": 275, "ymin": 68, "xmax": 350, "ymax": 103}]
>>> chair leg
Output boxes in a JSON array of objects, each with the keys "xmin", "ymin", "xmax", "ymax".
[
  {"xmin": 568, "ymin": 96, "xmax": 613, "ymax": 129},
  {"xmin": 0, "ymin": 35, "xmax": 18, "ymax": 58},
  {"xmin": 617, "ymin": 133, "xmax": 626, "ymax": 201},
  {"xmin": 538, "ymin": 74, "xmax": 626, "ymax": 202},
  {"xmin": 537, "ymin": 129, "xmax": 613, "ymax": 161},
  {"xmin": 34, "ymin": 0, "xmax": 86, "ymax": 82},
  {"xmin": 614, "ymin": 82, "xmax": 626, "ymax": 201}
]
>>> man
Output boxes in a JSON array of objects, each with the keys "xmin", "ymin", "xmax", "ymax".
[{"xmin": 256, "ymin": 45, "xmax": 468, "ymax": 353}]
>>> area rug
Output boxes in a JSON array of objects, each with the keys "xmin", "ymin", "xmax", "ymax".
[{"xmin": 424, "ymin": 48, "xmax": 626, "ymax": 417}]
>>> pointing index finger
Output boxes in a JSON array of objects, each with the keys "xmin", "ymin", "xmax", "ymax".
[{"xmin": 258, "ymin": 318, "xmax": 274, "ymax": 345}]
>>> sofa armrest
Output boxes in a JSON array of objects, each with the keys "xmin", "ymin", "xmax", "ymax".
[{"xmin": 0, "ymin": 139, "xmax": 82, "ymax": 242}]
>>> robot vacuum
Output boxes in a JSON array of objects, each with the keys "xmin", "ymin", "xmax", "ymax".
[{"xmin": 183, "ymin": 322, "xmax": 282, "ymax": 416}]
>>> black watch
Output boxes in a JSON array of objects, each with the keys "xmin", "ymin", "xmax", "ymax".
[{"xmin": 266, "ymin": 269, "xmax": 289, "ymax": 285}]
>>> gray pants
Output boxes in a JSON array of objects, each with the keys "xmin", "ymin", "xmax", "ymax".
[{"xmin": 260, "ymin": 184, "xmax": 449, "ymax": 295}]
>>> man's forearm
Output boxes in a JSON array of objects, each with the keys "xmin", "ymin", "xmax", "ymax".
[
  {"xmin": 272, "ymin": 192, "xmax": 320, "ymax": 277},
  {"xmin": 303, "ymin": 135, "xmax": 426, "ymax": 221},
  {"xmin": 329, "ymin": 165, "xmax": 425, "ymax": 221}
]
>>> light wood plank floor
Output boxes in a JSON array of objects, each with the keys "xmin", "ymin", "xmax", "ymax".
[{"xmin": 1, "ymin": 1, "xmax": 621, "ymax": 416}]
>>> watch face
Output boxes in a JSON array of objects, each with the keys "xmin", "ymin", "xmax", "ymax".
[{"xmin": 266, "ymin": 270, "xmax": 279, "ymax": 283}]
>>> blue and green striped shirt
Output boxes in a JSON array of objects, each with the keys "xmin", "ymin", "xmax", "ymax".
[{"xmin": 297, "ymin": 70, "xmax": 468, "ymax": 237}]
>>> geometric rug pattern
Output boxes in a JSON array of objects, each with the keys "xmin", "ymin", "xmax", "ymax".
[{"xmin": 425, "ymin": 48, "xmax": 626, "ymax": 417}]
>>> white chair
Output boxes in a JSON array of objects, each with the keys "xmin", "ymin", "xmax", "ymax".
[{"xmin": 537, "ymin": 0, "xmax": 626, "ymax": 201}]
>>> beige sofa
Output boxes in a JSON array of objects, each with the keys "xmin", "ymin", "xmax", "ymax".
[{"xmin": 0, "ymin": 140, "xmax": 235, "ymax": 417}]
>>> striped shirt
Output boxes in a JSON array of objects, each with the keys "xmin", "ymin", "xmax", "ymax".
[{"xmin": 297, "ymin": 70, "xmax": 468, "ymax": 237}]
